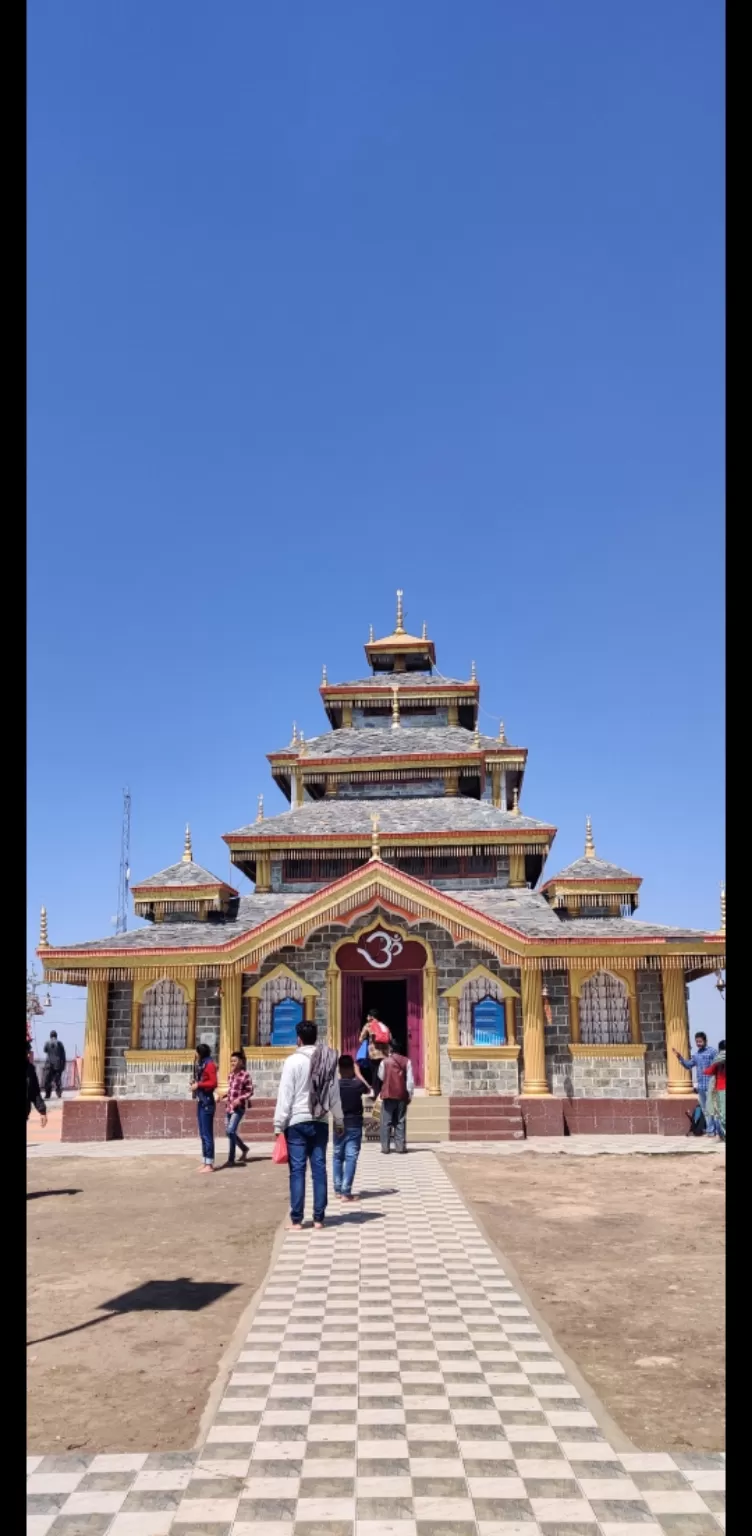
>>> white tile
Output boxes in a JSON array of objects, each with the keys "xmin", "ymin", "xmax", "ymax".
[
  {"xmin": 530, "ymin": 1498, "xmax": 596, "ymax": 1521},
  {"xmin": 684, "ymin": 1469, "xmax": 725, "ymax": 1490},
  {"xmin": 27, "ymin": 1475, "xmax": 84, "ymax": 1494},
  {"xmin": 170, "ymin": 1498, "xmax": 241, "ymax": 1520},
  {"xmin": 579, "ymin": 1478, "xmax": 642, "ymax": 1499},
  {"xmin": 642, "ymin": 1489, "xmax": 712, "ymax": 1514},
  {"xmin": 133, "ymin": 1471, "xmax": 193, "ymax": 1491},
  {"xmin": 619, "ymin": 1452, "xmax": 678, "ymax": 1471},
  {"xmin": 467, "ymin": 1476, "xmax": 527, "ymax": 1497},
  {"xmin": 89, "ymin": 1454, "xmax": 149, "ymax": 1472},
  {"xmin": 25, "ymin": 1457, "xmax": 44, "ymax": 1474},
  {"xmin": 25, "ymin": 1519, "xmax": 56, "ymax": 1536},
  {"xmin": 109, "ymin": 1517, "xmax": 176, "ymax": 1536},
  {"xmin": 60, "ymin": 1492, "xmax": 128, "ymax": 1514},
  {"xmin": 295, "ymin": 1496, "xmax": 355, "ymax": 1518},
  {"xmin": 414, "ymin": 1496, "xmax": 476, "ymax": 1518}
]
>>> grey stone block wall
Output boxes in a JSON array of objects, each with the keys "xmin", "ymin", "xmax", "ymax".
[
  {"xmin": 105, "ymin": 982, "xmax": 132, "ymax": 1095},
  {"xmin": 542, "ymin": 970, "xmax": 573, "ymax": 1097},
  {"xmin": 196, "ymin": 979, "xmax": 221, "ymax": 1055},
  {"xmin": 568, "ymin": 1056, "xmax": 647, "ymax": 1098},
  {"xmin": 448, "ymin": 1058, "xmax": 519, "ymax": 1096},
  {"xmin": 638, "ymin": 970, "xmax": 668, "ymax": 1098}
]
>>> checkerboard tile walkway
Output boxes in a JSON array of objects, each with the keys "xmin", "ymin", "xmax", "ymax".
[{"xmin": 27, "ymin": 1147, "xmax": 725, "ymax": 1536}]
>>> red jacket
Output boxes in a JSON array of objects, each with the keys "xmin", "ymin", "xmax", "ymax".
[
  {"xmin": 704, "ymin": 1061, "xmax": 726, "ymax": 1091},
  {"xmin": 195, "ymin": 1059, "xmax": 218, "ymax": 1093},
  {"xmin": 380, "ymin": 1053, "xmax": 411, "ymax": 1101}
]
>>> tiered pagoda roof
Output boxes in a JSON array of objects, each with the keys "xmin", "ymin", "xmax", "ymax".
[
  {"xmin": 540, "ymin": 818, "xmax": 642, "ymax": 913},
  {"xmin": 130, "ymin": 827, "xmax": 238, "ymax": 921}
]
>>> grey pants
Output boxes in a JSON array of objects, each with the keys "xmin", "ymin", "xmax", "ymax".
[{"xmin": 380, "ymin": 1098, "xmax": 408, "ymax": 1153}]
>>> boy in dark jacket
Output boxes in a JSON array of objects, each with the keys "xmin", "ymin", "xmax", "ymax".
[
  {"xmin": 333, "ymin": 1054, "xmax": 372, "ymax": 1200},
  {"xmin": 27, "ymin": 1050, "xmax": 48, "ymax": 1126}
]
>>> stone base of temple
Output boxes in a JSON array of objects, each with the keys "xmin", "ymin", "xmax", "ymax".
[{"xmin": 61, "ymin": 1095, "xmax": 702, "ymax": 1143}]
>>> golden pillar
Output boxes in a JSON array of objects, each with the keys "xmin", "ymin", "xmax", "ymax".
[
  {"xmin": 661, "ymin": 968, "xmax": 693, "ymax": 1095},
  {"xmin": 445, "ymin": 770, "xmax": 459, "ymax": 796},
  {"xmin": 249, "ymin": 995, "xmax": 260, "ymax": 1048},
  {"xmin": 325, "ymin": 775, "xmax": 337, "ymax": 797},
  {"xmin": 424, "ymin": 963, "xmax": 441, "ymax": 1095},
  {"xmin": 219, "ymin": 973, "xmax": 242, "ymax": 1089},
  {"xmin": 504, "ymin": 996, "xmax": 517, "ymax": 1045},
  {"xmin": 447, "ymin": 702, "xmax": 459, "ymax": 727},
  {"xmin": 627, "ymin": 978, "xmax": 641, "ymax": 1045},
  {"xmin": 509, "ymin": 852, "xmax": 526, "ymax": 888},
  {"xmin": 447, "ymin": 995, "xmax": 460, "ymax": 1048},
  {"xmin": 342, "ymin": 703, "xmax": 353, "ymax": 727},
  {"xmin": 187, "ymin": 995, "xmax": 197, "ymax": 1050},
  {"xmin": 80, "ymin": 977, "xmax": 109, "ymax": 1098},
  {"xmin": 304, "ymin": 994, "xmax": 316, "ymax": 1022},
  {"xmin": 255, "ymin": 854, "xmax": 272, "ymax": 894},
  {"xmin": 292, "ymin": 771, "xmax": 304, "ymax": 808},
  {"xmin": 491, "ymin": 766, "xmax": 501, "ymax": 808},
  {"xmin": 520, "ymin": 968, "xmax": 550, "ymax": 1096},
  {"xmin": 569, "ymin": 974, "xmax": 582, "ymax": 1044},
  {"xmin": 326, "ymin": 965, "xmax": 341, "ymax": 1050}
]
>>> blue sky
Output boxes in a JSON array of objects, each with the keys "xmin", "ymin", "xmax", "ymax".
[{"xmin": 27, "ymin": 1, "xmax": 725, "ymax": 1055}]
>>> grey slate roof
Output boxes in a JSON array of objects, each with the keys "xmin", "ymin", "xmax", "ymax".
[
  {"xmin": 461, "ymin": 888, "xmax": 708, "ymax": 941},
  {"xmin": 542, "ymin": 854, "xmax": 639, "ymax": 886},
  {"xmin": 324, "ymin": 675, "xmax": 471, "ymax": 691},
  {"xmin": 272, "ymin": 727, "xmax": 520, "ymax": 759},
  {"xmin": 64, "ymin": 894, "xmax": 302, "ymax": 950},
  {"xmin": 132, "ymin": 859, "xmax": 234, "ymax": 891},
  {"xmin": 228, "ymin": 798, "xmax": 552, "ymax": 840}
]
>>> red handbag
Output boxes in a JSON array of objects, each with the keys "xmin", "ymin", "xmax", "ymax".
[{"xmin": 272, "ymin": 1132, "xmax": 289, "ymax": 1165}]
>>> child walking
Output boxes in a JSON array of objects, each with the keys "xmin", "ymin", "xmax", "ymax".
[
  {"xmin": 333, "ymin": 1053, "xmax": 371, "ymax": 1201},
  {"xmin": 220, "ymin": 1049, "xmax": 255, "ymax": 1166}
]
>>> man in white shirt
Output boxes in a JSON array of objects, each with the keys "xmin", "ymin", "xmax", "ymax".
[{"xmin": 273, "ymin": 1022, "xmax": 343, "ymax": 1227}]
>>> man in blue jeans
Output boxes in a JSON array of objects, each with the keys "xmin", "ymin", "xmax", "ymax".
[
  {"xmin": 273, "ymin": 1022, "xmax": 344, "ymax": 1228},
  {"xmin": 673, "ymin": 1031, "xmax": 718, "ymax": 1136},
  {"xmin": 333, "ymin": 1054, "xmax": 372, "ymax": 1201}
]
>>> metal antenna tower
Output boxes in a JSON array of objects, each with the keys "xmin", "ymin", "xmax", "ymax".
[{"xmin": 116, "ymin": 788, "xmax": 132, "ymax": 935}]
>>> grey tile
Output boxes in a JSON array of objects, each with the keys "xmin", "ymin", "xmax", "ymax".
[
  {"xmin": 171, "ymin": 1525, "xmax": 232, "ymax": 1536},
  {"xmin": 539, "ymin": 1525, "xmax": 600, "ymax": 1536},
  {"xmin": 452, "ymin": 1422, "xmax": 506, "ymax": 1440},
  {"xmin": 415, "ymin": 1525, "xmax": 478, "ymax": 1536},
  {"xmin": 472, "ymin": 1498, "xmax": 536, "ymax": 1521},
  {"xmin": 122, "ymin": 1490, "xmax": 185, "ymax": 1511},
  {"xmin": 699, "ymin": 1490, "xmax": 725, "ymax": 1513},
  {"xmin": 512, "ymin": 1442, "xmax": 566, "ymax": 1459},
  {"xmin": 589, "ymin": 1499, "xmax": 659, "ymax": 1522},
  {"xmin": 27, "ymin": 1496, "xmax": 68, "ymax": 1516},
  {"xmin": 200, "ymin": 1444, "xmax": 250, "ymax": 1462},
  {"xmin": 631, "ymin": 1471, "xmax": 696, "ymax": 1491},
  {"xmin": 673, "ymin": 1452, "xmax": 726, "ymax": 1470},
  {"xmin": 412, "ymin": 1479, "xmax": 469, "ymax": 1497},
  {"xmin": 257, "ymin": 1423, "xmax": 309, "ymax": 1441},
  {"xmin": 144, "ymin": 1453, "xmax": 197, "ymax": 1470},
  {"xmin": 37, "ymin": 1457, "xmax": 94, "ymax": 1475},
  {"xmin": 356, "ymin": 1495, "xmax": 416, "ymax": 1518},
  {"xmin": 185, "ymin": 1477, "xmax": 245, "ymax": 1498},
  {"xmin": 45, "ymin": 1519, "xmax": 113, "ymax": 1536},
  {"xmin": 293, "ymin": 1524, "xmax": 354, "ymax": 1536},
  {"xmin": 299, "ymin": 1478, "xmax": 355, "ymax": 1497},
  {"xmin": 405, "ymin": 1410, "xmax": 453, "ymax": 1424},
  {"xmin": 653, "ymin": 1519, "xmax": 724, "ymax": 1536},
  {"xmin": 247, "ymin": 1459, "xmax": 303, "ymax": 1478},
  {"xmin": 303, "ymin": 1441, "xmax": 355, "ymax": 1460},
  {"xmin": 237, "ymin": 1494, "xmax": 299, "ymax": 1518},
  {"xmin": 574, "ymin": 1461, "xmax": 630, "ymax": 1479},
  {"xmin": 499, "ymin": 1411, "xmax": 548, "ymax": 1425},
  {"xmin": 76, "ymin": 1473, "xmax": 136, "ymax": 1492},
  {"xmin": 358, "ymin": 1458, "xmax": 411, "ymax": 1476}
]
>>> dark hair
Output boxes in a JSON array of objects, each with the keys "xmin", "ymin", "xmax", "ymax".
[
  {"xmin": 50, "ymin": 1030, "xmax": 57, "ymax": 1038},
  {"xmin": 297, "ymin": 1021, "xmax": 317, "ymax": 1046},
  {"xmin": 339, "ymin": 1054, "xmax": 354, "ymax": 1069},
  {"xmin": 718, "ymin": 1039, "xmax": 726, "ymax": 1051},
  {"xmin": 695, "ymin": 1032, "xmax": 707, "ymax": 1043},
  {"xmin": 230, "ymin": 1048, "xmax": 246, "ymax": 1064},
  {"xmin": 195, "ymin": 1042, "xmax": 212, "ymax": 1061},
  {"xmin": 366, "ymin": 1011, "xmax": 378, "ymax": 1021}
]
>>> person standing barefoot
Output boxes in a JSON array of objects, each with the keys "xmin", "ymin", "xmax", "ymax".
[{"xmin": 191, "ymin": 1042, "xmax": 218, "ymax": 1172}]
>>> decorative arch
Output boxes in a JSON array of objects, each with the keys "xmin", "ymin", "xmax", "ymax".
[
  {"xmin": 442, "ymin": 964, "xmax": 521, "ymax": 1054},
  {"xmin": 576, "ymin": 969, "xmax": 632, "ymax": 1046},
  {"xmin": 129, "ymin": 974, "xmax": 196, "ymax": 1054},
  {"xmin": 328, "ymin": 918, "xmax": 440, "ymax": 1095},
  {"xmin": 244, "ymin": 963, "xmax": 319, "ymax": 1047}
]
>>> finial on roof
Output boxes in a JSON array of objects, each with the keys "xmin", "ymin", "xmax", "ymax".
[
  {"xmin": 370, "ymin": 812, "xmax": 381, "ymax": 860},
  {"xmin": 473, "ymin": 724, "xmax": 481, "ymax": 747},
  {"xmin": 391, "ymin": 684, "xmax": 401, "ymax": 729},
  {"xmin": 182, "ymin": 824, "xmax": 193, "ymax": 863},
  {"xmin": 39, "ymin": 905, "xmax": 49, "ymax": 949},
  {"xmin": 471, "ymin": 660, "xmax": 477, "ymax": 681},
  {"xmin": 321, "ymin": 664, "xmax": 327, "ymax": 685},
  {"xmin": 395, "ymin": 589, "xmax": 405, "ymax": 634},
  {"xmin": 256, "ymin": 795, "xmax": 264, "ymax": 823},
  {"xmin": 369, "ymin": 623, "xmax": 374, "ymax": 642},
  {"xmin": 422, "ymin": 620, "xmax": 427, "ymax": 640},
  {"xmin": 720, "ymin": 884, "xmax": 726, "ymax": 934},
  {"xmin": 511, "ymin": 786, "xmax": 520, "ymax": 817},
  {"xmin": 299, "ymin": 730, "xmax": 306, "ymax": 751},
  {"xmin": 498, "ymin": 720, "xmax": 506, "ymax": 743},
  {"xmin": 584, "ymin": 816, "xmax": 596, "ymax": 859},
  {"xmin": 291, "ymin": 721, "xmax": 298, "ymax": 745}
]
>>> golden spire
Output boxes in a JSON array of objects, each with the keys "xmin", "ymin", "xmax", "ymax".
[
  {"xmin": 470, "ymin": 660, "xmax": 477, "ymax": 681},
  {"xmin": 584, "ymin": 816, "xmax": 596, "ymax": 859},
  {"xmin": 256, "ymin": 794, "xmax": 264, "ymax": 823},
  {"xmin": 299, "ymin": 730, "xmax": 306, "ymax": 752},
  {"xmin": 511, "ymin": 786, "xmax": 520, "ymax": 817},
  {"xmin": 369, "ymin": 623, "xmax": 374, "ymax": 642},
  {"xmin": 391, "ymin": 684, "xmax": 401, "ymax": 728},
  {"xmin": 720, "ymin": 884, "xmax": 726, "ymax": 934},
  {"xmin": 498, "ymin": 720, "xmax": 506, "ymax": 744},
  {"xmin": 422, "ymin": 620, "xmax": 427, "ymax": 640},
  {"xmin": 182, "ymin": 824, "xmax": 193, "ymax": 863},
  {"xmin": 321, "ymin": 664, "xmax": 327, "ymax": 685},
  {"xmin": 291, "ymin": 721, "xmax": 298, "ymax": 745},
  {"xmin": 39, "ymin": 905, "xmax": 49, "ymax": 949},
  {"xmin": 395, "ymin": 589, "xmax": 405, "ymax": 634},
  {"xmin": 370, "ymin": 812, "xmax": 381, "ymax": 860},
  {"xmin": 473, "ymin": 723, "xmax": 481, "ymax": 747}
]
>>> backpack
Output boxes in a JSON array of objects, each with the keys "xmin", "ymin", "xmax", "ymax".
[
  {"xmin": 686, "ymin": 1104, "xmax": 706, "ymax": 1137},
  {"xmin": 369, "ymin": 1021, "xmax": 391, "ymax": 1044}
]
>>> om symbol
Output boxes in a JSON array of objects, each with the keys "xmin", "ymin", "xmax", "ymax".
[{"xmin": 356, "ymin": 929, "xmax": 404, "ymax": 970}]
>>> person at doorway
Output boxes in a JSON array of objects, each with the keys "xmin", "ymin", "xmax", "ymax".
[
  {"xmin": 219, "ymin": 1049, "xmax": 254, "ymax": 1166},
  {"xmin": 273, "ymin": 1022, "xmax": 344, "ymax": 1228},
  {"xmin": 703, "ymin": 1039, "xmax": 726, "ymax": 1139},
  {"xmin": 191, "ymin": 1042, "xmax": 218, "ymax": 1172},
  {"xmin": 27, "ymin": 1047, "xmax": 47, "ymax": 1128},
  {"xmin": 333, "ymin": 1054, "xmax": 371, "ymax": 1200},
  {"xmin": 672, "ymin": 1032, "xmax": 718, "ymax": 1136},
  {"xmin": 377, "ymin": 1042, "xmax": 414, "ymax": 1154},
  {"xmin": 42, "ymin": 1030, "xmax": 66, "ymax": 1100}
]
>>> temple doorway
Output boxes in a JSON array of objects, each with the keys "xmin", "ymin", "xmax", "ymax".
[
  {"xmin": 340, "ymin": 968, "xmax": 424, "ymax": 1086},
  {"xmin": 362, "ymin": 978, "xmax": 407, "ymax": 1055}
]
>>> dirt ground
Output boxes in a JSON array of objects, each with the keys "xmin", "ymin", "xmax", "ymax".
[
  {"xmin": 27, "ymin": 1155, "xmax": 287, "ymax": 1452},
  {"xmin": 440, "ymin": 1152, "xmax": 725, "ymax": 1452}
]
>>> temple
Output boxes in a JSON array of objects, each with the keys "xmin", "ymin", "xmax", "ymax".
[{"xmin": 40, "ymin": 593, "xmax": 726, "ymax": 1141}]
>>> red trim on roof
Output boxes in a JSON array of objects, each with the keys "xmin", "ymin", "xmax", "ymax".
[{"xmin": 224, "ymin": 828, "xmax": 556, "ymax": 847}]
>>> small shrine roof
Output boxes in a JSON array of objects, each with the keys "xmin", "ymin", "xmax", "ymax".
[
  {"xmin": 227, "ymin": 798, "xmax": 552, "ymax": 840},
  {"xmin": 541, "ymin": 854, "xmax": 640, "ymax": 889},
  {"xmin": 271, "ymin": 726, "xmax": 522, "ymax": 760},
  {"xmin": 323, "ymin": 674, "xmax": 472, "ymax": 691},
  {"xmin": 131, "ymin": 858, "xmax": 236, "ymax": 893},
  {"xmin": 61, "ymin": 894, "xmax": 302, "ymax": 951}
]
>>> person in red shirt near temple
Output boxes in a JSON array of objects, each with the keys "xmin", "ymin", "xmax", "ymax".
[
  {"xmin": 219, "ymin": 1049, "xmax": 255, "ymax": 1167},
  {"xmin": 703, "ymin": 1039, "xmax": 726, "ymax": 1140},
  {"xmin": 190, "ymin": 1042, "xmax": 218, "ymax": 1172}
]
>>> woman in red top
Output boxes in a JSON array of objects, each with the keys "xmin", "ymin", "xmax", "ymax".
[
  {"xmin": 703, "ymin": 1040, "xmax": 726, "ymax": 1140},
  {"xmin": 191, "ymin": 1042, "xmax": 218, "ymax": 1172}
]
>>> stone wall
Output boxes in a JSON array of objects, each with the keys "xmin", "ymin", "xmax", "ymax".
[
  {"xmin": 408, "ymin": 920, "xmax": 522, "ymax": 1098},
  {"xmin": 638, "ymin": 970, "xmax": 668, "ymax": 1098},
  {"xmin": 566, "ymin": 1055, "xmax": 647, "ymax": 1098},
  {"xmin": 541, "ymin": 970, "xmax": 572, "ymax": 1097},
  {"xmin": 105, "ymin": 982, "xmax": 132, "ymax": 1095}
]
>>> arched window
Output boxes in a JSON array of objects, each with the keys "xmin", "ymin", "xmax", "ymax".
[
  {"xmin": 460, "ymin": 977, "xmax": 506, "ymax": 1046},
  {"xmin": 579, "ymin": 971, "xmax": 630, "ymax": 1045},
  {"xmin": 271, "ymin": 996, "xmax": 304, "ymax": 1046},
  {"xmin": 140, "ymin": 979, "xmax": 188, "ymax": 1050},
  {"xmin": 259, "ymin": 973, "xmax": 304, "ymax": 1045}
]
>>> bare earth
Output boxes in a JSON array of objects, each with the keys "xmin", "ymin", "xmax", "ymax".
[
  {"xmin": 27, "ymin": 1156, "xmax": 287, "ymax": 1452},
  {"xmin": 440, "ymin": 1151, "xmax": 725, "ymax": 1452}
]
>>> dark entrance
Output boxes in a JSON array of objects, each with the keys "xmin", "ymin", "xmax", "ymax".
[{"xmin": 362, "ymin": 979, "xmax": 407, "ymax": 1056}]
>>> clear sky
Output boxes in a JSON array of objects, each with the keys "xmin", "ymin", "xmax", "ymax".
[{"xmin": 27, "ymin": 1, "xmax": 725, "ymax": 1057}]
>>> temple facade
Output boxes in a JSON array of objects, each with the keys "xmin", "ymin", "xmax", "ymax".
[{"xmin": 40, "ymin": 594, "xmax": 725, "ymax": 1141}]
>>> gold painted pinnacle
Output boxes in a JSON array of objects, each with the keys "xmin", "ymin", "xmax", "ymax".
[
  {"xmin": 471, "ymin": 660, "xmax": 477, "ymax": 682},
  {"xmin": 395, "ymin": 589, "xmax": 405, "ymax": 633},
  {"xmin": 391, "ymin": 685, "xmax": 401, "ymax": 728},
  {"xmin": 498, "ymin": 720, "xmax": 506, "ymax": 743},
  {"xmin": 511, "ymin": 786, "xmax": 520, "ymax": 816},
  {"xmin": 584, "ymin": 816, "xmax": 596, "ymax": 859},
  {"xmin": 720, "ymin": 885, "xmax": 726, "ymax": 934},
  {"xmin": 39, "ymin": 905, "xmax": 49, "ymax": 948},
  {"xmin": 182, "ymin": 824, "xmax": 193, "ymax": 863},
  {"xmin": 256, "ymin": 795, "xmax": 264, "ymax": 823},
  {"xmin": 370, "ymin": 813, "xmax": 381, "ymax": 859},
  {"xmin": 291, "ymin": 721, "xmax": 298, "ymax": 745}
]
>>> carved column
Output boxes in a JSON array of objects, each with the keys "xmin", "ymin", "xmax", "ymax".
[
  {"xmin": 80, "ymin": 977, "xmax": 109, "ymax": 1098},
  {"xmin": 255, "ymin": 854, "xmax": 272, "ymax": 894},
  {"xmin": 569, "ymin": 973, "xmax": 582, "ymax": 1044},
  {"xmin": 509, "ymin": 852, "xmax": 526, "ymax": 887},
  {"xmin": 292, "ymin": 771, "xmax": 304, "ymax": 808},
  {"xmin": 424, "ymin": 963, "xmax": 441, "ymax": 1095},
  {"xmin": 187, "ymin": 995, "xmax": 197, "ymax": 1050},
  {"xmin": 447, "ymin": 996, "xmax": 460, "ymax": 1048},
  {"xmin": 325, "ymin": 775, "xmax": 337, "ymax": 797},
  {"xmin": 661, "ymin": 968, "xmax": 693, "ymax": 1095},
  {"xmin": 491, "ymin": 766, "xmax": 501, "ymax": 808},
  {"xmin": 520, "ymin": 968, "xmax": 550, "ymax": 1096},
  {"xmin": 304, "ymin": 994, "xmax": 316, "ymax": 1022},
  {"xmin": 445, "ymin": 770, "xmax": 459, "ymax": 796},
  {"xmin": 219, "ymin": 973, "xmax": 242, "ymax": 1089},
  {"xmin": 326, "ymin": 965, "xmax": 341, "ymax": 1050},
  {"xmin": 249, "ymin": 996, "xmax": 260, "ymax": 1049},
  {"xmin": 447, "ymin": 702, "xmax": 459, "ymax": 727},
  {"xmin": 504, "ymin": 996, "xmax": 517, "ymax": 1045},
  {"xmin": 627, "ymin": 977, "xmax": 641, "ymax": 1045},
  {"xmin": 341, "ymin": 703, "xmax": 353, "ymax": 727}
]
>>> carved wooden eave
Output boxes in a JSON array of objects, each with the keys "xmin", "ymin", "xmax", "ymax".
[{"xmin": 38, "ymin": 858, "xmax": 727, "ymax": 987}]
